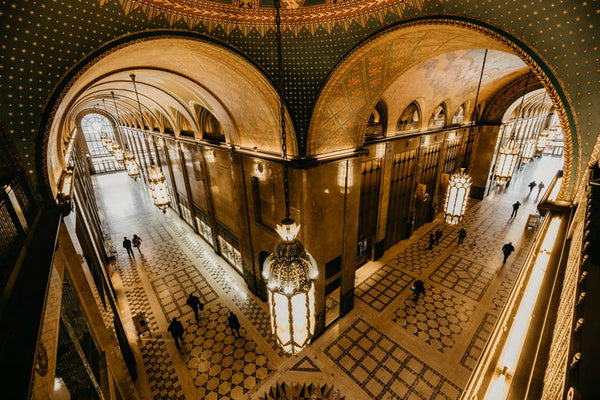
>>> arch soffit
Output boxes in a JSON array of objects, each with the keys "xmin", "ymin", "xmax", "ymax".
[
  {"xmin": 308, "ymin": 19, "xmax": 578, "ymax": 199},
  {"xmin": 46, "ymin": 36, "xmax": 297, "ymax": 195}
]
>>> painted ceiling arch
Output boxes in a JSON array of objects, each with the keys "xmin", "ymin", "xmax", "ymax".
[
  {"xmin": 307, "ymin": 20, "xmax": 577, "ymax": 198},
  {"xmin": 45, "ymin": 37, "xmax": 297, "ymax": 193}
]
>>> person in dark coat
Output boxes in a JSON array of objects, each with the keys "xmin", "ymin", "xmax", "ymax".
[
  {"xmin": 434, "ymin": 229, "xmax": 443, "ymax": 245},
  {"xmin": 457, "ymin": 228, "xmax": 467, "ymax": 244},
  {"xmin": 528, "ymin": 181, "xmax": 537, "ymax": 194},
  {"xmin": 537, "ymin": 181, "xmax": 545, "ymax": 197},
  {"xmin": 228, "ymin": 312, "xmax": 241, "ymax": 337},
  {"xmin": 428, "ymin": 233, "xmax": 435, "ymax": 250},
  {"xmin": 132, "ymin": 234, "xmax": 142, "ymax": 253},
  {"xmin": 511, "ymin": 201, "xmax": 521, "ymax": 217},
  {"xmin": 123, "ymin": 237, "xmax": 134, "ymax": 257},
  {"xmin": 411, "ymin": 280, "xmax": 426, "ymax": 302},
  {"xmin": 502, "ymin": 242, "xmax": 515, "ymax": 264},
  {"xmin": 168, "ymin": 317, "xmax": 185, "ymax": 349},
  {"xmin": 186, "ymin": 293, "xmax": 203, "ymax": 322}
]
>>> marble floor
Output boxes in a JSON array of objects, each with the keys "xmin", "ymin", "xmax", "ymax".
[{"xmin": 93, "ymin": 156, "xmax": 562, "ymax": 400}]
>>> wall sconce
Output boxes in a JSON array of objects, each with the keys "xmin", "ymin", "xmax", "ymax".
[
  {"xmin": 569, "ymin": 353, "xmax": 582, "ymax": 369},
  {"xmin": 57, "ymin": 167, "xmax": 74, "ymax": 215},
  {"xmin": 205, "ymin": 148, "xmax": 216, "ymax": 163},
  {"xmin": 575, "ymin": 318, "xmax": 584, "ymax": 332},
  {"xmin": 253, "ymin": 160, "xmax": 269, "ymax": 181}
]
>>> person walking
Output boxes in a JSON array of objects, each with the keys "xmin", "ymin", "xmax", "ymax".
[
  {"xmin": 502, "ymin": 242, "xmax": 515, "ymax": 264},
  {"xmin": 537, "ymin": 181, "xmax": 545, "ymax": 197},
  {"xmin": 186, "ymin": 293, "xmax": 203, "ymax": 322},
  {"xmin": 123, "ymin": 236, "xmax": 134, "ymax": 257},
  {"xmin": 511, "ymin": 201, "xmax": 521, "ymax": 217},
  {"xmin": 228, "ymin": 311, "xmax": 241, "ymax": 337},
  {"xmin": 411, "ymin": 280, "xmax": 426, "ymax": 302},
  {"xmin": 132, "ymin": 234, "xmax": 142, "ymax": 253},
  {"xmin": 434, "ymin": 229, "xmax": 443, "ymax": 245},
  {"xmin": 457, "ymin": 228, "xmax": 467, "ymax": 244},
  {"xmin": 528, "ymin": 181, "xmax": 537, "ymax": 194},
  {"xmin": 168, "ymin": 317, "xmax": 185, "ymax": 350},
  {"xmin": 428, "ymin": 233, "xmax": 435, "ymax": 250}
]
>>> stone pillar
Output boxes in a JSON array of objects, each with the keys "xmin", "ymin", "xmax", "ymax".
[{"xmin": 470, "ymin": 124, "xmax": 502, "ymax": 199}]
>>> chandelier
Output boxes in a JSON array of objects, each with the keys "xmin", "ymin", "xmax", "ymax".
[
  {"xmin": 130, "ymin": 75, "xmax": 170, "ymax": 212},
  {"xmin": 494, "ymin": 69, "xmax": 532, "ymax": 186},
  {"xmin": 262, "ymin": 0, "xmax": 318, "ymax": 355},
  {"xmin": 494, "ymin": 138, "xmax": 520, "ymax": 186},
  {"xmin": 444, "ymin": 168, "xmax": 472, "ymax": 224},
  {"xmin": 521, "ymin": 138, "xmax": 537, "ymax": 163},
  {"xmin": 124, "ymin": 148, "xmax": 140, "ymax": 180},
  {"xmin": 442, "ymin": 50, "xmax": 487, "ymax": 224},
  {"xmin": 113, "ymin": 142, "xmax": 124, "ymax": 164},
  {"xmin": 105, "ymin": 139, "xmax": 115, "ymax": 154}
]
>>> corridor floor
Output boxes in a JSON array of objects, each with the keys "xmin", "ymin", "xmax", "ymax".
[{"xmin": 93, "ymin": 156, "xmax": 562, "ymax": 400}]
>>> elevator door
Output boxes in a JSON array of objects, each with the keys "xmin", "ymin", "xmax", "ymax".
[
  {"xmin": 385, "ymin": 149, "xmax": 417, "ymax": 249},
  {"xmin": 414, "ymin": 143, "xmax": 441, "ymax": 230},
  {"xmin": 443, "ymin": 138, "xmax": 462, "ymax": 174},
  {"xmin": 357, "ymin": 159, "xmax": 382, "ymax": 264}
]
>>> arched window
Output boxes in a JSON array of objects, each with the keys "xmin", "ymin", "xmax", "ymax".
[
  {"xmin": 396, "ymin": 102, "xmax": 421, "ymax": 133},
  {"xmin": 200, "ymin": 109, "xmax": 225, "ymax": 142},
  {"xmin": 428, "ymin": 103, "xmax": 446, "ymax": 129},
  {"xmin": 80, "ymin": 113, "xmax": 114, "ymax": 156},
  {"xmin": 365, "ymin": 101, "xmax": 386, "ymax": 140},
  {"xmin": 452, "ymin": 104, "xmax": 466, "ymax": 125}
]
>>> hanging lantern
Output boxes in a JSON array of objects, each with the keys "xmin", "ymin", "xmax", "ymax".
[
  {"xmin": 124, "ymin": 150, "xmax": 139, "ymax": 180},
  {"xmin": 443, "ymin": 168, "xmax": 472, "ymax": 224},
  {"xmin": 537, "ymin": 130, "xmax": 549, "ymax": 151},
  {"xmin": 113, "ymin": 143, "xmax": 124, "ymax": 164},
  {"xmin": 521, "ymin": 138, "xmax": 537, "ymax": 163},
  {"xmin": 494, "ymin": 138, "xmax": 520, "ymax": 186},
  {"xmin": 148, "ymin": 166, "xmax": 170, "ymax": 212},
  {"xmin": 262, "ymin": 219, "xmax": 319, "ymax": 355}
]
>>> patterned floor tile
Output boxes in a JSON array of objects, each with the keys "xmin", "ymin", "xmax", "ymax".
[
  {"xmin": 324, "ymin": 318, "xmax": 462, "ymax": 400},
  {"xmin": 393, "ymin": 286, "xmax": 476, "ymax": 353},
  {"xmin": 355, "ymin": 264, "xmax": 414, "ymax": 311},
  {"xmin": 429, "ymin": 254, "xmax": 495, "ymax": 301},
  {"xmin": 460, "ymin": 312, "xmax": 498, "ymax": 371},
  {"xmin": 183, "ymin": 303, "xmax": 272, "ymax": 399}
]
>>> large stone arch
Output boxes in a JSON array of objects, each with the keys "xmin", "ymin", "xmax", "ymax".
[
  {"xmin": 307, "ymin": 17, "xmax": 578, "ymax": 199},
  {"xmin": 38, "ymin": 31, "xmax": 296, "ymax": 199}
]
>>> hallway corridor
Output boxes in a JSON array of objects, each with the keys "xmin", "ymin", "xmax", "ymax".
[{"xmin": 94, "ymin": 155, "xmax": 562, "ymax": 400}]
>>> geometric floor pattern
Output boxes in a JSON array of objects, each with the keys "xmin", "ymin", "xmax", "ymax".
[
  {"xmin": 141, "ymin": 335, "xmax": 185, "ymax": 400},
  {"xmin": 393, "ymin": 286, "xmax": 476, "ymax": 353},
  {"xmin": 460, "ymin": 312, "xmax": 498, "ymax": 371},
  {"xmin": 429, "ymin": 254, "xmax": 495, "ymax": 301},
  {"xmin": 324, "ymin": 318, "xmax": 463, "ymax": 400},
  {"xmin": 183, "ymin": 303, "xmax": 272, "ymax": 400},
  {"xmin": 355, "ymin": 264, "xmax": 414, "ymax": 311}
]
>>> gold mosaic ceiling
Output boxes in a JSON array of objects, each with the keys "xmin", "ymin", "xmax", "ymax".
[{"xmin": 105, "ymin": 0, "xmax": 427, "ymax": 32}]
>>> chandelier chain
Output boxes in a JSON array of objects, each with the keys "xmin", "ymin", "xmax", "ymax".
[
  {"xmin": 275, "ymin": 0, "xmax": 290, "ymax": 219},
  {"xmin": 130, "ymin": 73, "xmax": 156, "ymax": 166}
]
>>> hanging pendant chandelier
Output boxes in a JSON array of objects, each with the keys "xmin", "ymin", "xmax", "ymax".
[
  {"xmin": 130, "ymin": 75, "xmax": 170, "ymax": 212},
  {"xmin": 493, "ymin": 69, "xmax": 532, "ymax": 186},
  {"xmin": 124, "ymin": 149, "xmax": 140, "ymax": 180},
  {"xmin": 148, "ymin": 165, "xmax": 170, "ymax": 212},
  {"xmin": 494, "ymin": 138, "xmax": 520, "ymax": 186},
  {"xmin": 263, "ymin": 219, "xmax": 319, "ymax": 354},
  {"xmin": 113, "ymin": 143, "xmax": 124, "ymax": 164},
  {"xmin": 106, "ymin": 139, "xmax": 115, "ymax": 154},
  {"xmin": 444, "ymin": 168, "xmax": 472, "ymax": 224},
  {"xmin": 442, "ymin": 50, "xmax": 486, "ymax": 224},
  {"xmin": 263, "ymin": 0, "xmax": 318, "ymax": 355},
  {"xmin": 521, "ymin": 138, "xmax": 537, "ymax": 163}
]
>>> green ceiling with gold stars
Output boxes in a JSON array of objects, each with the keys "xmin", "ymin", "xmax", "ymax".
[{"xmin": 0, "ymin": 0, "xmax": 598, "ymax": 196}]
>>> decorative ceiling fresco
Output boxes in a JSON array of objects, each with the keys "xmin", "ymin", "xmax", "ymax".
[
  {"xmin": 103, "ymin": 0, "xmax": 430, "ymax": 34},
  {"xmin": 0, "ymin": 0, "xmax": 598, "ymax": 200}
]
